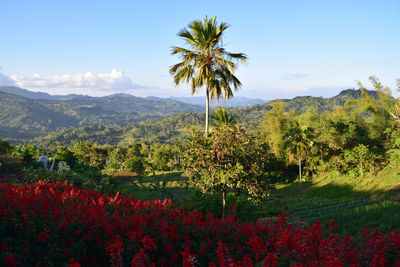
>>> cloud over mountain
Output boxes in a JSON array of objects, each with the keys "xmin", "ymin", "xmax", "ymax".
[{"xmin": 11, "ymin": 70, "xmax": 143, "ymax": 92}]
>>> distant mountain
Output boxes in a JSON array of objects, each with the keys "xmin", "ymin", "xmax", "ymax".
[
  {"xmin": 0, "ymin": 87, "xmax": 201, "ymax": 140},
  {"xmin": 0, "ymin": 86, "xmax": 382, "ymax": 143},
  {"xmin": 166, "ymin": 96, "xmax": 267, "ymax": 107},
  {"xmin": 0, "ymin": 86, "xmax": 83, "ymax": 100},
  {"xmin": 66, "ymin": 93, "xmax": 203, "ymax": 115},
  {"xmin": 31, "ymin": 88, "xmax": 384, "ymax": 147},
  {"xmin": 275, "ymin": 88, "xmax": 379, "ymax": 113},
  {"xmin": 0, "ymin": 86, "xmax": 203, "ymax": 114}
]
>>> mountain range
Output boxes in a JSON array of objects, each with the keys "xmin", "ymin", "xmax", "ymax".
[
  {"xmin": 0, "ymin": 85, "xmax": 378, "ymax": 143},
  {"xmin": 0, "ymin": 86, "xmax": 267, "ymax": 107}
]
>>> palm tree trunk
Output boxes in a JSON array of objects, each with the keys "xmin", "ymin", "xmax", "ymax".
[
  {"xmin": 299, "ymin": 156, "xmax": 302, "ymax": 184},
  {"xmin": 205, "ymin": 89, "xmax": 210, "ymax": 137}
]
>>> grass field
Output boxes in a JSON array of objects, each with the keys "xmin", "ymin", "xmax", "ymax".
[{"xmin": 109, "ymin": 171, "xmax": 192, "ymax": 205}]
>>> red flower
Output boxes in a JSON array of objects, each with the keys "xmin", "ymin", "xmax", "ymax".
[
  {"xmin": 38, "ymin": 231, "xmax": 50, "ymax": 242},
  {"xmin": 1, "ymin": 242, "xmax": 8, "ymax": 252},
  {"xmin": 68, "ymin": 258, "xmax": 81, "ymax": 267},
  {"xmin": 3, "ymin": 254, "xmax": 17, "ymax": 267}
]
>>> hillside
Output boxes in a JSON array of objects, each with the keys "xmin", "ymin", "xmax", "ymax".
[
  {"xmin": 65, "ymin": 93, "xmax": 203, "ymax": 115},
  {"xmin": 1, "ymin": 87, "xmax": 379, "ymax": 143},
  {"xmin": 0, "ymin": 86, "xmax": 83, "ymax": 100},
  {"xmin": 0, "ymin": 91, "xmax": 80, "ymax": 139},
  {"xmin": 0, "ymin": 87, "xmax": 202, "ymax": 140}
]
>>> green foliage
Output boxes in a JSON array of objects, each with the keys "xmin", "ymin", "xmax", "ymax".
[
  {"xmin": 183, "ymin": 127, "xmax": 271, "ymax": 216},
  {"xmin": 53, "ymin": 146, "xmax": 77, "ymax": 168},
  {"xmin": 343, "ymin": 144, "xmax": 377, "ymax": 177},
  {"xmin": 0, "ymin": 90, "xmax": 202, "ymax": 140},
  {"xmin": 211, "ymin": 107, "xmax": 240, "ymax": 129},
  {"xmin": 12, "ymin": 144, "xmax": 44, "ymax": 165},
  {"xmin": 72, "ymin": 142, "xmax": 107, "ymax": 170},
  {"xmin": 124, "ymin": 157, "xmax": 144, "ymax": 175},
  {"xmin": 21, "ymin": 167, "xmax": 114, "ymax": 194},
  {"xmin": 282, "ymin": 120, "xmax": 313, "ymax": 182},
  {"xmin": 259, "ymin": 101, "xmax": 288, "ymax": 158},
  {"xmin": 105, "ymin": 146, "xmax": 127, "ymax": 172}
]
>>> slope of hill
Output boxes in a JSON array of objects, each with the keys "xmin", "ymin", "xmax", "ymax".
[
  {"xmin": 66, "ymin": 93, "xmax": 203, "ymax": 115},
  {"xmin": 0, "ymin": 88, "xmax": 202, "ymax": 140},
  {"xmin": 0, "ymin": 91, "xmax": 80, "ymax": 139},
  {"xmin": 1, "ymin": 87, "xmax": 380, "ymax": 143}
]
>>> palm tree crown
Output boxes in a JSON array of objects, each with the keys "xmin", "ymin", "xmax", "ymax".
[
  {"xmin": 211, "ymin": 107, "xmax": 240, "ymax": 129},
  {"xmin": 169, "ymin": 16, "xmax": 247, "ymax": 136}
]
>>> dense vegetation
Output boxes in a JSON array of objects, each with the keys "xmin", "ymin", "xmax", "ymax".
[
  {"xmin": 0, "ymin": 89, "xmax": 202, "ymax": 140},
  {"xmin": 1, "ymin": 77, "xmax": 400, "ymax": 265}
]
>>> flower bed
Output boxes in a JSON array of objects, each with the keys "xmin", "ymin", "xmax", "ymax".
[{"xmin": 0, "ymin": 181, "xmax": 399, "ymax": 266}]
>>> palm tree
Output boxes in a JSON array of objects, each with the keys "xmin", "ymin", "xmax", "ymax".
[
  {"xmin": 170, "ymin": 16, "xmax": 247, "ymax": 136},
  {"xmin": 211, "ymin": 107, "xmax": 240, "ymax": 129},
  {"xmin": 282, "ymin": 121, "xmax": 313, "ymax": 183}
]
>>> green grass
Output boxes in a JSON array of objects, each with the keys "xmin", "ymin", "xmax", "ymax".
[
  {"xmin": 111, "ymin": 171, "xmax": 192, "ymax": 204},
  {"xmin": 310, "ymin": 201, "xmax": 400, "ymax": 238}
]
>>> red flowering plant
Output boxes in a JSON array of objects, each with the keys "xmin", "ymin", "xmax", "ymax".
[{"xmin": 0, "ymin": 180, "xmax": 399, "ymax": 266}]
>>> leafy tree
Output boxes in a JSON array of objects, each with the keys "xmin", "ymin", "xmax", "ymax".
[
  {"xmin": 343, "ymin": 144, "xmax": 376, "ymax": 177},
  {"xmin": 124, "ymin": 157, "xmax": 144, "ymax": 175},
  {"xmin": 259, "ymin": 101, "xmax": 289, "ymax": 159},
  {"xmin": 105, "ymin": 147, "xmax": 127, "ymax": 172},
  {"xmin": 211, "ymin": 107, "xmax": 240, "ymax": 129},
  {"xmin": 12, "ymin": 144, "xmax": 43, "ymax": 164},
  {"xmin": 282, "ymin": 121, "xmax": 313, "ymax": 183},
  {"xmin": 183, "ymin": 127, "xmax": 270, "ymax": 218},
  {"xmin": 72, "ymin": 142, "xmax": 107, "ymax": 170},
  {"xmin": 146, "ymin": 143, "xmax": 176, "ymax": 173},
  {"xmin": 53, "ymin": 146, "xmax": 77, "ymax": 168},
  {"xmin": 170, "ymin": 16, "xmax": 247, "ymax": 136}
]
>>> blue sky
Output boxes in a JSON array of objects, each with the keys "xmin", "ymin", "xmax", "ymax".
[{"xmin": 1, "ymin": 0, "xmax": 399, "ymax": 99}]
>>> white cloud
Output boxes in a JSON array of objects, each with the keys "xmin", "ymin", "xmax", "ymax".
[
  {"xmin": 11, "ymin": 69, "xmax": 143, "ymax": 91},
  {"xmin": 0, "ymin": 72, "xmax": 17, "ymax": 86}
]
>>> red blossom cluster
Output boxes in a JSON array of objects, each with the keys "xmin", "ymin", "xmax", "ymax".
[{"xmin": 0, "ymin": 180, "xmax": 399, "ymax": 266}]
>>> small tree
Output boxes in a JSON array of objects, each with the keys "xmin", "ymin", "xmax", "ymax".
[
  {"xmin": 343, "ymin": 144, "xmax": 375, "ymax": 177},
  {"xmin": 183, "ymin": 127, "xmax": 270, "ymax": 218},
  {"xmin": 282, "ymin": 121, "xmax": 313, "ymax": 183}
]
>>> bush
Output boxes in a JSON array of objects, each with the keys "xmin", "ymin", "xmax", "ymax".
[
  {"xmin": 21, "ymin": 166, "xmax": 114, "ymax": 195},
  {"xmin": 12, "ymin": 144, "xmax": 43, "ymax": 165}
]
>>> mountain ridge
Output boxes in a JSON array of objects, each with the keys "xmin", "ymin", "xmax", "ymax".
[{"xmin": 0, "ymin": 86, "xmax": 381, "ymax": 142}]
